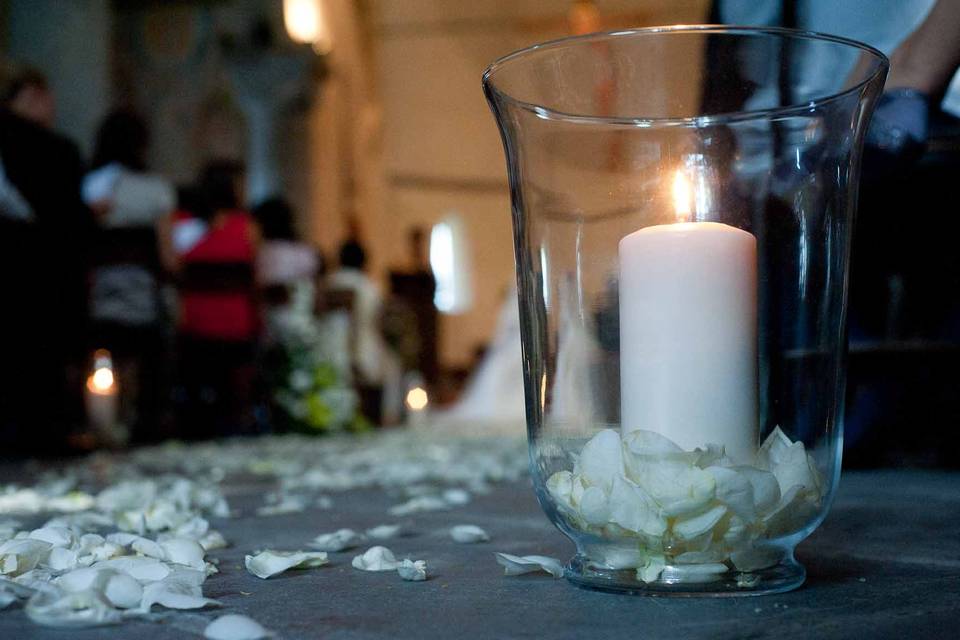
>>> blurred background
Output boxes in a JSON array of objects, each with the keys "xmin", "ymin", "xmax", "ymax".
[{"xmin": 0, "ymin": 0, "xmax": 956, "ymax": 465}]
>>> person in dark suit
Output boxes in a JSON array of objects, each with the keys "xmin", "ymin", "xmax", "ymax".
[{"xmin": 0, "ymin": 67, "xmax": 93, "ymax": 455}]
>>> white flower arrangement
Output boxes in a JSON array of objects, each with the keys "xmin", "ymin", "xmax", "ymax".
[{"xmin": 267, "ymin": 283, "xmax": 367, "ymax": 433}]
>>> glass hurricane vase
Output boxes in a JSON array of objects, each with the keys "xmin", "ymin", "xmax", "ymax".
[{"xmin": 483, "ymin": 26, "xmax": 887, "ymax": 595}]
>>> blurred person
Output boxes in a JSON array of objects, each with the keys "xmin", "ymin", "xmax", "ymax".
[
  {"xmin": 0, "ymin": 66, "xmax": 91, "ymax": 454},
  {"xmin": 82, "ymin": 110, "xmax": 176, "ymax": 443},
  {"xmin": 715, "ymin": 0, "xmax": 960, "ymax": 167},
  {"xmin": 328, "ymin": 236, "xmax": 382, "ymax": 384},
  {"xmin": 170, "ymin": 161, "xmax": 261, "ymax": 340},
  {"xmin": 387, "ymin": 226, "xmax": 438, "ymax": 382},
  {"xmin": 4, "ymin": 67, "xmax": 55, "ymax": 129},
  {"xmin": 713, "ymin": 0, "xmax": 960, "ymax": 463},
  {"xmin": 327, "ymin": 230, "xmax": 402, "ymax": 423},
  {"xmin": 253, "ymin": 196, "xmax": 321, "ymax": 289},
  {"xmin": 252, "ymin": 196, "xmax": 323, "ymax": 349},
  {"xmin": 435, "ymin": 285, "xmax": 525, "ymax": 432},
  {"xmin": 162, "ymin": 160, "xmax": 262, "ymax": 437}
]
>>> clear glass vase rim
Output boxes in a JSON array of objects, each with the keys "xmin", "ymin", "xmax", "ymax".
[{"xmin": 482, "ymin": 24, "xmax": 889, "ymax": 128}]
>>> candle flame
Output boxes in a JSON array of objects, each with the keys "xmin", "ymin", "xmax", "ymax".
[
  {"xmin": 405, "ymin": 386, "xmax": 429, "ymax": 411},
  {"xmin": 87, "ymin": 367, "xmax": 115, "ymax": 395},
  {"xmin": 672, "ymin": 170, "xmax": 693, "ymax": 222}
]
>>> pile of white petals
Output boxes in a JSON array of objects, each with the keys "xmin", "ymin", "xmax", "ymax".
[
  {"xmin": 546, "ymin": 427, "xmax": 824, "ymax": 582},
  {"xmin": 116, "ymin": 432, "xmax": 526, "ymax": 495},
  {"xmin": 0, "ymin": 429, "xmax": 527, "ymax": 631},
  {"xmin": 0, "ymin": 477, "xmax": 228, "ymax": 627}
]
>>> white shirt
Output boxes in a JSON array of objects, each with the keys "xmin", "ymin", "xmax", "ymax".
[
  {"xmin": 327, "ymin": 267, "xmax": 390, "ymax": 384},
  {"xmin": 82, "ymin": 163, "xmax": 175, "ymax": 326},
  {"xmin": 719, "ymin": 0, "xmax": 960, "ymax": 116},
  {"xmin": 258, "ymin": 240, "xmax": 319, "ymax": 286},
  {"xmin": 82, "ymin": 162, "xmax": 175, "ymax": 228}
]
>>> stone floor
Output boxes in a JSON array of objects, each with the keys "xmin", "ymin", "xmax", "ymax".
[{"xmin": 1, "ymin": 468, "xmax": 958, "ymax": 639}]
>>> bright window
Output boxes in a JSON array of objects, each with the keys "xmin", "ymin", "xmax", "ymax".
[{"xmin": 429, "ymin": 214, "xmax": 472, "ymax": 314}]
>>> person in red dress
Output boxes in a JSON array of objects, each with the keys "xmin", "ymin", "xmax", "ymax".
[{"xmin": 160, "ymin": 161, "xmax": 262, "ymax": 437}]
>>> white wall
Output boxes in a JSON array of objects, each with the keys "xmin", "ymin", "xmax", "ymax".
[{"xmin": 368, "ymin": 0, "xmax": 709, "ymax": 368}]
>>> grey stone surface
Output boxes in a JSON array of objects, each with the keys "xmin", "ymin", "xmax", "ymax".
[{"xmin": 1, "ymin": 469, "xmax": 958, "ymax": 639}]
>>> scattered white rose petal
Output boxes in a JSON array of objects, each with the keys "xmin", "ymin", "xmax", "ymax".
[
  {"xmin": 160, "ymin": 538, "xmax": 206, "ymax": 570},
  {"xmin": 622, "ymin": 429, "xmax": 684, "ymax": 457},
  {"xmin": 205, "ymin": 614, "xmax": 273, "ymax": 640},
  {"xmin": 627, "ymin": 457, "xmax": 715, "ymax": 516},
  {"xmin": 86, "ymin": 542, "xmax": 123, "ymax": 564},
  {"xmin": 56, "ymin": 567, "xmax": 108, "ymax": 593},
  {"xmin": 450, "ymin": 525, "xmax": 490, "ymax": 543},
  {"xmin": 169, "ymin": 515, "xmax": 210, "ymax": 540},
  {"xmin": 104, "ymin": 573, "xmax": 143, "ymax": 609},
  {"xmin": 199, "ymin": 530, "xmax": 228, "ymax": 551},
  {"xmin": 494, "ymin": 553, "xmax": 563, "ymax": 578},
  {"xmin": 140, "ymin": 577, "xmax": 219, "ymax": 611},
  {"xmin": 28, "ymin": 527, "xmax": 74, "ymax": 548},
  {"xmin": 442, "ymin": 489, "xmax": 471, "ymax": 505},
  {"xmin": 131, "ymin": 537, "xmax": 165, "ymax": 560},
  {"xmin": 255, "ymin": 494, "xmax": 307, "ymax": 517},
  {"xmin": 734, "ymin": 466, "xmax": 781, "ymax": 515},
  {"xmin": 351, "ymin": 546, "xmax": 399, "ymax": 572},
  {"xmin": 397, "ymin": 559, "xmax": 427, "ymax": 581},
  {"xmin": 164, "ymin": 566, "xmax": 207, "ymax": 588},
  {"xmin": 0, "ymin": 539, "xmax": 52, "ymax": 576},
  {"xmin": 25, "ymin": 586, "xmax": 123, "ymax": 628},
  {"xmin": 575, "ymin": 429, "xmax": 624, "ymax": 492},
  {"xmin": 244, "ymin": 550, "xmax": 329, "ymax": 579},
  {"xmin": 46, "ymin": 547, "xmax": 79, "ymax": 572},
  {"xmin": 310, "ymin": 529, "xmax": 363, "ymax": 552},
  {"xmin": 92, "ymin": 556, "xmax": 171, "ymax": 583},
  {"xmin": 546, "ymin": 471, "xmax": 575, "ymax": 514},
  {"xmin": 705, "ymin": 466, "xmax": 756, "ymax": 521},
  {"xmin": 105, "ymin": 533, "xmax": 140, "ymax": 547},
  {"xmin": 96, "ymin": 480, "xmax": 157, "ymax": 514},
  {"xmin": 365, "ymin": 525, "xmax": 401, "ymax": 540},
  {"xmin": 637, "ymin": 554, "xmax": 666, "ymax": 583},
  {"xmin": 0, "ymin": 576, "xmax": 32, "ymax": 608},
  {"xmin": 388, "ymin": 496, "xmax": 449, "ymax": 516},
  {"xmin": 694, "ymin": 443, "xmax": 732, "ymax": 468},
  {"xmin": 578, "ymin": 486, "xmax": 610, "ymax": 525},
  {"xmin": 608, "ymin": 475, "xmax": 666, "ymax": 537},
  {"xmin": 673, "ymin": 504, "xmax": 728, "ymax": 541},
  {"xmin": 757, "ymin": 427, "xmax": 792, "ymax": 469}
]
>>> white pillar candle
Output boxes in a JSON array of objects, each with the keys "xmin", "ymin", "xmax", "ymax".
[{"xmin": 619, "ymin": 213, "xmax": 758, "ymax": 463}]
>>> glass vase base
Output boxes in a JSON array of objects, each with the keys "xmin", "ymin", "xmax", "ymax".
[{"xmin": 565, "ymin": 554, "xmax": 805, "ymax": 597}]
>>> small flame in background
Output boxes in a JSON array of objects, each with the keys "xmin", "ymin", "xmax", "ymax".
[
  {"xmin": 405, "ymin": 386, "xmax": 429, "ymax": 412},
  {"xmin": 86, "ymin": 349, "xmax": 116, "ymax": 395}
]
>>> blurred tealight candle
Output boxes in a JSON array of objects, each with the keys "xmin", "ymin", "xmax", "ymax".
[
  {"xmin": 406, "ymin": 386, "xmax": 429, "ymax": 412},
  {"xmin": 405, "ymin": 381, "xmax": 429, "ymax": 427},
  {"xmin": 84, "ymin": 350, "xmax": 119, "ymax": 435}
]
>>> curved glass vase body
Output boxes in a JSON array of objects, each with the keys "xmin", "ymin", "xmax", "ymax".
[{"xmin": 484, "ymin": 26, "xmax": 886, "ymax": 595}]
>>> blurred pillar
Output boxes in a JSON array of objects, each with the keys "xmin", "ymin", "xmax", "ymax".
[
  {"xmin": 230, "ymin": 52, "xmax": 317, "ymax": 206},
  {"xmin": 306, "ymin": 0, "xmax": 387, "ymax": 278}
]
